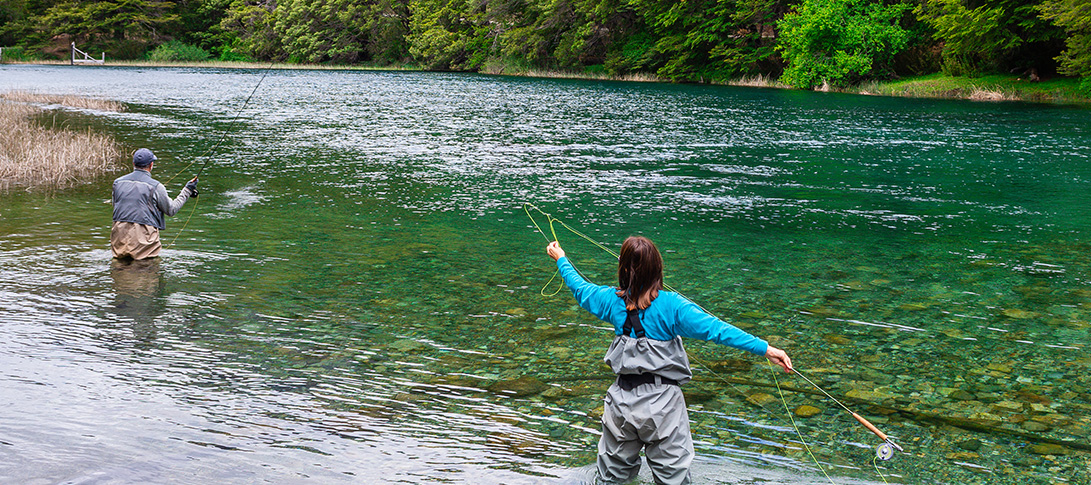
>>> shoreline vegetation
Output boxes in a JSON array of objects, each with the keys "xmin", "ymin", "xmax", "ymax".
[
  {"xmin": 0, "ymin": 90, "xmax": 124, "ymax": 191},
  {"xmin": 6, "ymin": 59, "xmax": 1089, "ymax": 105}
]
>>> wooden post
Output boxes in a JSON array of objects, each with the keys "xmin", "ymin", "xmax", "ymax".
[{"xmin": 70, "ymin": 42, "xmax": 75, "ymax": 65}]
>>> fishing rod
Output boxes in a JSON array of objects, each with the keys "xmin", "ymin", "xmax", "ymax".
[
  {"xmin": 523, "ymin": 202, "xmax": 907, "ymax": 463},
  {"xmin": 164, "ymin": 62, "xmax": 276, "ymax": 250},
  {"xmin": 791, "ymin": 368, "xmax": 905, "ymax": 461},
  {"xmin": 166, "ymin": 62, "xmax": 276, "ymax": 184}
]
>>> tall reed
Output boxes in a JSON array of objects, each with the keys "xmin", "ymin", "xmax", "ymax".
[{"xmin": 0, "ymin": 92, "xmax": 124, "ymax": 191}]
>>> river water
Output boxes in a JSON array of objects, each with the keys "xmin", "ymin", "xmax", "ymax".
[{"xmin": 1, "ymin": 64, "xmax": 1089, "ymax": 484}]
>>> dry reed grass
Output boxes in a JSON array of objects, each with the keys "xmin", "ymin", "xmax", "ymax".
[
  {"xmin": 1, "ymin": 93, "xmax": 124, "ymax": 191},
  {"xmin": 728, "ymin": 74, "xmax": 788, "ymax": 89},
  {"xmin": 0, "ymin": 90, "xmax": 125, "ymax": 111},
  {"xmin": 968, "ymin": 88, "xmax": 1011, "ymax": 101}
]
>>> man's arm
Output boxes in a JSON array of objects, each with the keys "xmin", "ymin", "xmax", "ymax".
[{"xmin": 155, "ymin": 182, "xmax": 191, "ymax": 217}]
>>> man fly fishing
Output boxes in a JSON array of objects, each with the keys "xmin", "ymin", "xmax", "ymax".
[
  {"xmin": 546, "ymin": 237, "xmax": 792, "ymax": 484},
  {"xmin": 110, "ymin": 148, "xmax": 198, "ymax": 260}
]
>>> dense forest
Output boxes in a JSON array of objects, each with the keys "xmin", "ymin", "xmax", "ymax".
[{"xmin": 1, "ymin": 0, "xmax": 1088, "ymax": 90}]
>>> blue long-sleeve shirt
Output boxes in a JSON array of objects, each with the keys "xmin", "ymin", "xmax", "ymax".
[{"xmin": 557, "ymin": 256, "xmax": 768, "ymax": 356}]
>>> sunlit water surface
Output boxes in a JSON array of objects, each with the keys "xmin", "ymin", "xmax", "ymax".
[{"xmin": 2, "ymin": 65, "xmax": 1090, "ymax": 484}]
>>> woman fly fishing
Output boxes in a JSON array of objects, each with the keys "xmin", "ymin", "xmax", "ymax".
[{"xmin": 546, "ymin": 236, "xmax": 792, "ymax": 484}]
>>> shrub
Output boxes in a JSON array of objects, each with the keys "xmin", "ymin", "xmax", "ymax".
[
  {"xmin": 216, "ymin": 45, "xmax": 254, "ymax": 62},
  {"xmin": 777, "ymin": 0, "xmax": 911, "ymax": 89},
  {"xmin": 148, "ymin": 41, "xmax": 211, "ymax": 62},
  {"xmin": 0, "ymin": 46, "xmax": 34, "ymax": 61}
]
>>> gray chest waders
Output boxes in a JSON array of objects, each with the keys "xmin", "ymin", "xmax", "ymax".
[{"xmin": 615, "ymin": 308, "xmax": 681, "ymax": 391}]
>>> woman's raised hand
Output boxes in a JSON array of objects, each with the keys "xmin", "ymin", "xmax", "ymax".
[{"xmin": 546, "ymin": 241, "xmax": 566, "ymax": 261}]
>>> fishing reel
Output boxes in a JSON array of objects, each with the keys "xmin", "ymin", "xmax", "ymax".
[{"xmin": 875, "ymin": 439, "xmax": 904, "ymax": 461}]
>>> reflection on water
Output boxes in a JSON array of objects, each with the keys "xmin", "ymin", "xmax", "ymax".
[
  {"xmin": 110, "ymin": 258, "xmax": 165, "ymax": 340},
  {"xmin": 0, "ymin": 64, "xmax": 1089, "ymax": 484}
]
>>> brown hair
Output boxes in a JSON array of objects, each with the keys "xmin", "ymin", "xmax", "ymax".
[{"xmin": 615, "ymin": 236, "xmax": 664, "ymax": 310}]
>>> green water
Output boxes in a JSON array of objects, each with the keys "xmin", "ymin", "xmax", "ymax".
[{"xmin": 1, "ymin": 65, "xmax": 1090, "ymax": 484}]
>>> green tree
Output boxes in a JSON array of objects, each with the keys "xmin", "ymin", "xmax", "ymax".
[
  {"xmin": 175, "ymin": 0, "xmax": 237, "ymax": 58},
  {"xmin": 406, "ymin": 0, "xmax": 493, "ymax": 70},
  {"xmin": 915, "ymin": 0, "xmax": 1064, "ymax": 75},
  {"xmin": 0, "ymin": 0, "xmax": 31, "ymax": 47},
  {"xmin": 777, "ymin": 0, "xmax": 910, "ymax": 88},
  {"xmin": 625, "ymin": 0, "xmax": 796, "ymax": 81},
  {"xmin": 363, "ymin": 0, "xmax": 410, "ymax": 64},
  {"xmin": 275, "ymin": 0, "xmax": 370, "ymax": 63},
  {"xmin": 1039, "ymin": 0, "xmax": 1091, "ymax": 89},
  {"xmin": 221, "ymin": 0, "xmax": 280, "ymax": 60},
  {"xmin": 39, "ymin": 0, "xmax": 180, "ymax": 44}
]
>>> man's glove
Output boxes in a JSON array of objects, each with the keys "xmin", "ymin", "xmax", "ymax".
[{"xmin": 185, "ymin": 177, "xmax": 199, "ymax": 198}]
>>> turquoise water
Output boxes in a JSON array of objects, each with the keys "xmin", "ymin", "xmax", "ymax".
[{"xmin": 1, "ymin": 64, "xmax": 1090, "ymax": 484}]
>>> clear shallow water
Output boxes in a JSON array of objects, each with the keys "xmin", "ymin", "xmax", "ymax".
[{"xmin": 1, "ymin": 64, "xmax": 1090, "ymax": 484}]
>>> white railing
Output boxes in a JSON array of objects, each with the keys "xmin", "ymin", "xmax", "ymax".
[{"xmin": 71, "ymin": 42, "xmax": 104, "ymax": 65}]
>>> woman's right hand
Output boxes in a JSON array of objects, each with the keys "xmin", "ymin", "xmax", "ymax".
[
  {"xmin": 765, "ymin": 345, "xmax": 793, "ymax": 373},
  {"xmin": 546, "ymin": 241, "xmax": 566, "ymax": 261}
]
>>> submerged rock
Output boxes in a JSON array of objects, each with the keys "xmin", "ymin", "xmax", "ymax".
[
  {"xmin": 794, "ymin": 405, "xmax": 822, "ymax": 417},
  {"xmin": 1021, "ymin": 420, "xmax": 1051, "ymax": 432},
  {"xmin": 986, "ymin": 363, "xmax": 1013, "ymax": 374},
  {"xmin": 487, "ymin": 376, "xmax": 548, "ymax": 397},
  {"xmin": 957, "ymin": 439, "xmax": 982, "ymax": 451},
  {"xmin": 1026, "ymin": 443, "xmax": 1068, "ymax": 455},
  {"xmin": 1002, "ymin": 308, "xmax": 1037, "ymax": 319},
  {"xmin": 746, "ymin": 392, "xmax": 777, "ymax": 407},
  {"xmin": 823, "ymin": 334, "xmax": 852, "ymax": 346},
  {"xmin": 949, "ymin": 389, "xmax": 976, "ymax": 401}
]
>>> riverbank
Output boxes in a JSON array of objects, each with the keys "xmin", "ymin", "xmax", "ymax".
[
  {"xmin": 0, "ymin": 91, "xmax": 125, "ymax": 191},
  {"xmin": 854, "ymin": 73, "xmax": 1090, "ymax": 105},
  {"xmin": 5, "ymin": 59, "xmax": 1088, "ymax": 105}
]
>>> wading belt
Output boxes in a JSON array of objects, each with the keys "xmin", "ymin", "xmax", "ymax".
[{"xmin": 617, "ymin": 308, "xmax": 679, "ymax": 391}]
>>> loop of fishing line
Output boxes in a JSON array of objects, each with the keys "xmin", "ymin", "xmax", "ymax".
[{"xmin": 523, "ymin": 202, "xmax": 901, "ymax": 481}]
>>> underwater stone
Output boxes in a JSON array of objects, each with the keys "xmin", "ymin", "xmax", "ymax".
[
  {"xmin": 823, "ymin": 334, "xmax": 852, "ymax": 345},
  {"xmin": 1002, "ymin": 308, "xmax": 1037, "ymax": 319},
  {"xmin": 794, "ymin": 405, "xmax": 822, "ymax": 417},
  {"xmin": 1027, "ymin": 443, "xmax": 1068, "ymax": 455},
  {"xmin": 986, "ymin": 363, "xmax": 1013, "ymax": 373},
  {"xmin": 956, "ymin": 439, "xmax": 982, "ymax": 451},
  {"xmin": 949, "ymin": 389, "xmax": 976, "ymax": 401},
  {"xmin": 1021, "ymin": 420, "xmax": 1051, "ymax": 432},
  {"xmin": 487, "ymin": 376, "xmax": 548, "ymax": 397},
  {"xmin": 746, "ymin": 393, "xmax": 777, "ymax": 407},
  {"xmin": 845, "ymin": 389, "xmax": 895, "ymax": 401}
]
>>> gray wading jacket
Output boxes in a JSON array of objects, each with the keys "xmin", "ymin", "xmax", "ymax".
[{"xmin": 112, "ymin": 169, "xmax": 191, "ymax": 230}]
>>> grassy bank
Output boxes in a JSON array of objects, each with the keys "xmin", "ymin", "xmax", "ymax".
[
  {"xmin": 0, "ymin": 91, "xmax": 125, "ymax": 191},
  {"xmin": 854, "ymin": 73, "xmax": 1090, "ymax": 105}
]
